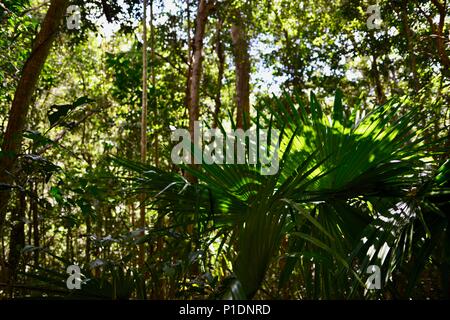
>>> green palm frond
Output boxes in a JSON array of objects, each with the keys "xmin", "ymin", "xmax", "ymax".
[{"xmin": 111, "ymin": 89, "xmax": 445, "ymax": 299}]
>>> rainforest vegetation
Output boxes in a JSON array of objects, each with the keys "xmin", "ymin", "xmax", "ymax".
[{"xmin": 0, "ymin": 0, "xmax": 449, "ymax": 300}]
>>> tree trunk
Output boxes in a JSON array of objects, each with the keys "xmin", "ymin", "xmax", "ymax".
[
  {"xmin": 0, "ymin": 0, "xmax": 70, "ymax": 237},
  {"xmin": 186, "ymin": 0, "xmax": 213, "ymax": 183},
  {"xmin": 139, "ymin": 0, "xmax": 149, "ymax": 268},
  {"xmin": 213, "ymin": 18, "xmax": 225, "ymax": 129},
  {"xmin": 85, "ymin": 215, "xmax": 91, "ymax": 265},
  {"xmin": 31, "ymin": 182, "xmax": 39, "ymax": 266},
  {"xmin": 230, "ymin": 11, "xmax": 250, "ymax": 130},
  {"xmin": 150, "ymin": 0, "xmax": 158, "ymax": 167},
  {"xmin": 400, "ymin": 0, "xmax": 419, "ymax": 91},
  {"xmin": 7, "ymin": 192, "xmax": 26, "ymax": 296},
  {"xmin": 184, "ymin": 0, "xmax": 192, "ymax": 126},
  {"xmin": 371, "ymin": 55, "xmax": 387, "ymax": 105}
]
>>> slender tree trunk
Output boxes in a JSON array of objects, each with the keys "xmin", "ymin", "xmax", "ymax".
[
  {"xmin": 7, "ymin": 192, "xmax": 26, "ymax": 295},
  {"xmin": 371, "ymin": 55, "xmax": 387, "ymax": 105},
  {"xmin": 149, "ymin": 1, "xmax": 163, "ymax": 298},
  {"xmin": 31, "ymin": 182, "xmax": 39, "ymax": 265},
  {"xmin": 188, "ymin": 0, "xmax": 212, "ymax": 138},
  {"xmin": 27, "ymin": 195, "xmax": 32, "ymax": 246},
  {"xmin": 182, "ymin": 0, "xmax": 213, "ymax": 279},
  {"xmin": 66, "ymin": 227, "xmax": 72, "ymax": 261},
  {"xmin": 1, "ymin": 230, "xmax": 5, "ymax": 282},
  {"xmin": 0, "ymin": 0, "xmax": 70, "ymax": 237},
  {"xmin": 230, "ymin": 11, "xmax": 250, "ymax": 130},
  {"xmin": 139, "ymin": 0, "xmax": 148, "ymax": 268},
  {"xmin": 184, "ymin": 0, "xmax": 192, "ymax": 124},
  {"xmin": 86, "ymin": 215, "xmax": 91, "ymax": 265},
  {"xmin": 400, "ymin": 0, "xmax": 419, "ymax": 91},
  {"xmin": 186, "ymin": 0, "xmax": 213, "ymax": 183},
  {"xmin": 213, "ymin": 18, "xmax": 225, "ymax": 129},
  {"xmin": 150, "ymin": 0, "xmax": 158, "ymax": 167}
]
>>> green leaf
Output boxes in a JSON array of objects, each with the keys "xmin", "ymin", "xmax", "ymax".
[{"xmin": 47, "ymin": 97, "xmax": 94, "ymax": 127}]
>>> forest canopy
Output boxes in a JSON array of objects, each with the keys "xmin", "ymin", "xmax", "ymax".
[{"xmin": 0, "ymin": 0, "xmax": 449, "ymax": 300}]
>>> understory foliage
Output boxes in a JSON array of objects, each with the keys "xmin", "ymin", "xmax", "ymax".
[
  {"xmin": 7, "ymin": 90, "xmax": 450, "ymax": 299},
  {"xmin": 1, "ymin": 0, "xmax": 449, "ymax": 300}
]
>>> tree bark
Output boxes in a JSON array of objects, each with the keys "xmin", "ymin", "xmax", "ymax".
[
  {"xmin": 85, "ymin": 215, "xmax": 91, "ymax": 265},
  {"xmin": 7, "ymin": 192, "xmax": 26, "ymax": 296},
  {"xmin": 371, "ymin": 55, "xmax": 387, "ymax": 105},
  {"xmin": 139, "ymin": 0, "xmax": 149, "ymax": 268},
  {"xmin": 184, "ymin": 0, "xmax": 192, "ymax": 124},
  {"xmin": 0, "ymin": 0, "xmax": 70, "ymax": 237},
  {"xmin": 186, "ymin": 0, "xmax": 213, "ymax": 183},
  {"xmin": 400, "ymin": 0, "xmax": 419, "ymax": 91},
  {"xmin": 31, "ymin": 182, "xmax": 39, "ymax": 266},
  {"xmin": 150, "ymin": 0, "xmax": 158, "ymax": 167},
  {"xmin": 213, "ymin": 18, "xmax": 225, "ymax": 129},
  {"xmin": 230, "ymin": 11, "xmax": 251, "ymax": 130}
]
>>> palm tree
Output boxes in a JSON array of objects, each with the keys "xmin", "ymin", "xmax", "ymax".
[{"xmin": 111, "ymin": 89, "xmax": 449, "ymax": 299}]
